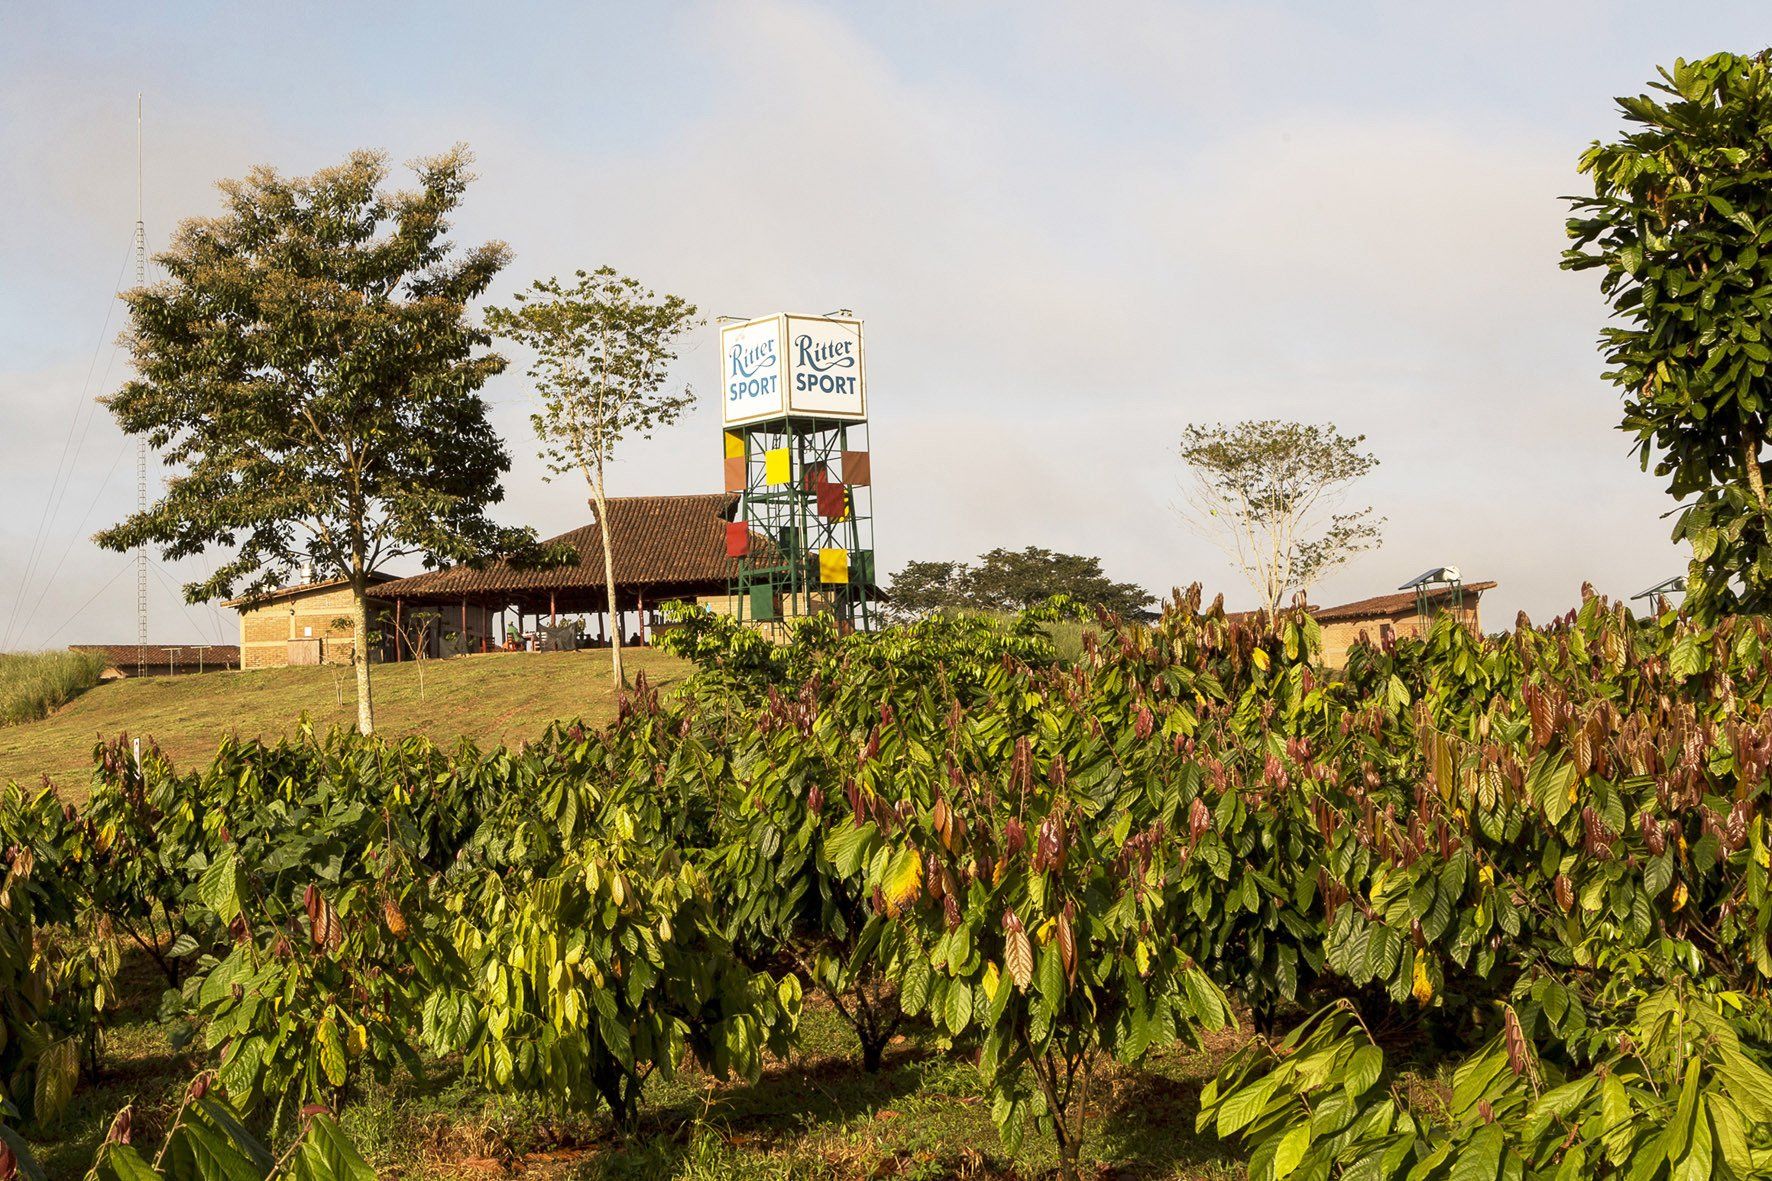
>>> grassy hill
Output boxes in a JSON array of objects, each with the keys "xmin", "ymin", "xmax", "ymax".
[{"xmin": 0, "ymin": 647, "xmax": 689, "ymax": 798}]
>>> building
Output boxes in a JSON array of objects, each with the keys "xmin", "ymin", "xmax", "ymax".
[
  {"xmin": 70, "ymin": 643, "xmax": 240, "ymax": 679},
  {"xmin": 224, "ymin": 574, "xmax": 398, "ymax": 671},
  {"xmin": 1312, "ymin": 580, "xmax": 1494, "ymax": 666},
  {"xmin": 226, "ymin": 495, "xmax": 758, "ymax": 669}
]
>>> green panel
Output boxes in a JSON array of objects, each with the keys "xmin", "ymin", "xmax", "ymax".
[
  {"xmin": 851, "ymin": 549, "xmax": 875, "ymax": 586},
  {"xmin": 749, "ymin": 583, "xmax": 776, "ymax": 621}
]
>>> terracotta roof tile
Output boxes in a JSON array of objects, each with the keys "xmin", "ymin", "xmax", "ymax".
[
  {"xmin": 372, "ymin": 493, "xmax": 745, "ymax": 601},
  {"xmin": 220, "ymin": 573, "xmax": 398, "ymax": 608},
  {"xmin": 1311, "ymin": 581, "xmax": 1496, "ymax": 624},
  {"xmin": 1224, "ymin": 581, "xmax": 1496, "ymax": 625},
  {"xmin": 71, "ymin": 644, "xmax": 240, "ymax": 670}
]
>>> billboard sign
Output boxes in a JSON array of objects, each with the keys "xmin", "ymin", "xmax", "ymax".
[{"xmin": 720, "ymin": 314, "xmax": 865, "ymax": 426}]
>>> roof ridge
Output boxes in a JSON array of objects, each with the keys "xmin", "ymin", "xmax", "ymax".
[{"xmin": 595, "ymin": 491, "xmax": 732, "ymax": 503}]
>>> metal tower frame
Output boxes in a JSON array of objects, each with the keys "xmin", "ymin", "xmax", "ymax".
[
  {"xmin": 134, "ymin": 95, "xmax": 149, "ymax": 678},
  {"xmin": 727, "ymin": 415, "xmax": 875, "ymax": 634}
]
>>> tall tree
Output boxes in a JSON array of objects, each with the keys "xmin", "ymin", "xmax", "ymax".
[
  {"xmin": 883, "ymin": 547, "xmax": 1153, "ymax": 621},
  {"xmin": 1564, "ymin": 51, "xmax": 1772, "ymax": 615},
  {"xmin": 1178, "ymin": 420, "xmax": 1382, "ymax": 618},
  {"xmin": 485, "ymin": 269, "xmax": 701, "ymax": 689},
  {"xmin": 96, "ymin": 148, "xmax": 528, "ymax": 734}
]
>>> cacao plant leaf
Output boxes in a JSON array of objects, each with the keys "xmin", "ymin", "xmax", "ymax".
[
  {"xmin": 197, "ymin": 851, "xmax": 243, "ymax": 924},
  {"xmin": 289, "ymin": 1114, "xmax": 377, "ymax": 1181}
]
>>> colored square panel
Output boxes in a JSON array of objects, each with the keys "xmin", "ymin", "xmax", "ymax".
[
  {"xmin": 764, "ymin": 448, "xmax": 791, "ymax": 486},
  {"xmin": 851, "ymin": 549, "xmax": 875, "ymax": 585},
  {"xmin": 802, "ymin": 461, "xmax": 830, "ymax": 491},
  {"xmin": 749, "ymin": 583, "xmax": 776, "ymax": 621},
  {"xmin": 723, "ymin": 455, "xmax": 746, "ymax": 492},
  {"xmin": 819, "ymin": 548, "xmax": 849, "ymax": 584},
  {"xmin": 724, "ymin": 521, "xmax": 750, "ymax": 558},
  {"xmin": 723, "ymin": 430, "xmax": 745, "ymax": 459},
  {"xmin": 841, "ymin": 450, "xmax": 871, "ymax": 486},
  {"xmin": 816, "ymin": 482, "xmax": 849, "ymax": 520}
]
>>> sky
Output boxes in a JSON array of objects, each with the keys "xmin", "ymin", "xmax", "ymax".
[{"xmin": 2, "ymin": 1, "xmax": 1768, "ymax": 649}]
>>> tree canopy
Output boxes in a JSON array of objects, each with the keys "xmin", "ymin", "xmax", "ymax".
[
  {"xmin": 1178, "ymin": 419, "xmax": 1382, "ymax": 618},
  {"xmin": 1564, "ymin": 50, "xmax": 1772, "ymax": 615},
  {"xmin": 96, "ymin": 146, "xmax": 529, "ymax": 732},
  {"xmin": 884, "ymin": 547, "xmax": 1153, "ymax": 621}
]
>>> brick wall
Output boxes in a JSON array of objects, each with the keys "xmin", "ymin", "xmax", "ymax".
[
  {"xmin": 1317, "ymin": 599, "xmax": 1484, "ymax": 667},
  {"xmin": 237, "ymin": 584, "xmax": 392, "ymax": 669}
]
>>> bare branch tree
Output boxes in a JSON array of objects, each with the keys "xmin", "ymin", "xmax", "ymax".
[{"xmin": 1178, "ymin": 420, "xmax": 1383, "ymax": 618}]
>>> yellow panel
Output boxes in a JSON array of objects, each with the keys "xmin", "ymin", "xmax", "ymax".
[
  {"xmin": 819, "ymin": 547, "xmax": 849, "ymax": 584},
  {"xmin": 723, "ymin": 431, "xmax": 745, "ymax": 459},
  {"xmin": 765, "ymin": 447, "xmax": 791, "ymax": 486}
]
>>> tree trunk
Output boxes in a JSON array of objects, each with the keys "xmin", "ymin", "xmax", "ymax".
[
  {"xmin": 351, "ymin": 580, "xmax": 375, "ymax": 735},
  {"xmin": 1745, "ymin": 434, "xmax": 1768, "ymax": 510},
  {"xmin": 591, "ymin": 475, "xmax": 625, "ymax": 690}
]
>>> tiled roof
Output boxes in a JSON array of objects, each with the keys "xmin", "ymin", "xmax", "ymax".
[
  {"xmin": 220, "ymin": 572, "xmax": 398, "ymax": 608},
  {"xmin": 1312, "ymin": 581, "xmax": 1496, "ymax": 624},
  {"xmin": 71, "ymin": 644, "xmax": 241, "ymax": 669},
  {"xmin": 372, "ymin": 493, "xmax": 744, "ymax": 601}
]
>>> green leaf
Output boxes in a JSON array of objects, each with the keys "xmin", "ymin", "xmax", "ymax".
[
  {"xmin": 31, "ymin": 1037, "xmax": 78, "ymax": 1126},
  {"xmin": 178, "ymin": 1120, "xmax": 264, "ymax": 1181},
  {"xmin": 1037, "ymin": 941, "xmax": 1066, "ymax": 1012},
  {"xmin": 1214, "ymin": 1074, "xmax": 1279, "ymax": 1137},
  {"xmin": 197, "ymin": 850, "xmax": 243, "ymax": 924},
  {"xmin": 1449, "ymin": 1122, "xmax": 1504, "ymax": 1181},
  {"xmin": 945, "ymin": 978, "xmax": 973, "ymax": 1036},
  {"xmin": 290, "ymin": 1115, "xmax": 377, "ymax": 1181},
  {"xmin": 1273, "ymin": 1122, "xmax": 1310, "ymax": 1179},
  {"xmin": 1345, "ymin": 1044, "xmax": 1383, "ymax": 1098},
  {"xmin": 93, "ymin": 1144, "xmax": 160, "ymax": 1181},
  {"xmin": 317, "ymin": 1018, "xmax": 347, "ymax": 1088},
  {"xmin": 824, "ymin": 820, "xmax": 877, "ymax": 878},
  {"xmin": 191, "ymin": 1096, "xmax": 276, "ymax": 1177},
  {"xmin": 900, "ymin": 956, "xmax": 933, "ymax": 1015}
]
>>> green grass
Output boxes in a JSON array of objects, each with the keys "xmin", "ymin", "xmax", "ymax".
[
  {"xmin": 32, "ymin": 950, "xmax": 1248, "ymax": 1181},
  {"xmin": 0, "ymin": 647, "xmax": 689, "ymax": 797},
  {"xmin": 0, "ymin": 650, "xmax": 106, "ymax": 727}
]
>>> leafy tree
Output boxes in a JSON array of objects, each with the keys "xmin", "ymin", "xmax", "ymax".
[
  {"xmin": 1178, "ymin": 419, "xmax": 1382, "ymax": 618},
  {"xmin": 1564, "ymin": 51, "xmax": 1772, "ymax": 616},
  {"xmin": 883, "ymin": 547, "xmax": 1152, "ymax": 621},
  {"xmin": 880, "ymin": 559, "xmax": 973, "ymax": 620},
  {"xmin": 96, "ymin": 148, "xmax": 528, "ymax": 735},
  {"xmin": 486, "ymin": 269, "xmax": 702, "ymax": 689}
]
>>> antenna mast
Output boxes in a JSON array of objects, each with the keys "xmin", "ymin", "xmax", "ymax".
[{"xmin": 134, "ymin": 94, "xmax": 148, "ymax": 678}]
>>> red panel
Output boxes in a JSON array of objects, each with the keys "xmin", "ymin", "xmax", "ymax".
[
  {"xmin": 723, "ymin": 455, "xmax": 746, "ymax": 492},
  {"xmin": 816, "ymin": 483, "xmax": 849, "ymax": 520},
  {"xmin": 724, "ymin": 521, "xmax": 751, "ymax": 557}
]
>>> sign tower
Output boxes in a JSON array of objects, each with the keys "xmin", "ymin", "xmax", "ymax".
[{"xmin": 719, "ymin": 313, "xmax": 875, "ymax": 631}]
